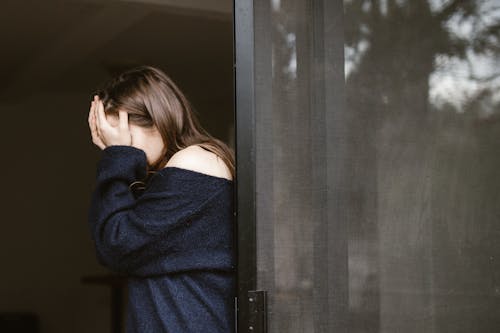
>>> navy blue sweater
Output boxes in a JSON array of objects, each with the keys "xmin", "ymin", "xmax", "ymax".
[{"xmin": 87, "ymin": 145, "xmax": 236, "ymax": 332}]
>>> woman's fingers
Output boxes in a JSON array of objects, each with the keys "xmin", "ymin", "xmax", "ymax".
[
  {"xmin": 89, "ymin": 100, "xmax": 97, "ymax": 137},
  {"xmin": 90, "ymin": 95, "xmax": 132, "ymax": 147},
  {"xmin": 88, "ymin": 99, "xmax": 106, "ymax": 150},
  {"xmin": 117, "ymin": 109, "xmax": 132, "ymax": 146},
  {"xmin": 118, "ymin": 110, "xmax": 129, "ymax": 131},
  {"xmin": 91, "ymin": 97, "xmax": 99, "ymax": 136},
  {"xmin": 95, "ymin": 96, "xmax": 106, "ymax": 132},
  {"xmin": 92, "ymin": 100, "xmax": 100, "ymax": 137}
]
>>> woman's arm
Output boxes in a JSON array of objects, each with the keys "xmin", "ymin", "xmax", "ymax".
[
  {"xmin": 88, "ymin": 145, "xmax": 152, "ymax": 273},
  {"xmin": 87, "ymin": 145, "xmax": 221, "ymax": 274}
]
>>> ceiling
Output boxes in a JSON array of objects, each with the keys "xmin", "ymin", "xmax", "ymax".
[{"xmin": 0, "ymin": 0, "xmax": 233, "ymax": 103}]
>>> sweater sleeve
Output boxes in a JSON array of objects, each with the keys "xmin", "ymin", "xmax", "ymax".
[{"xmin": 87, "ymin": 145, "xmax": 222, "ymax": 274}]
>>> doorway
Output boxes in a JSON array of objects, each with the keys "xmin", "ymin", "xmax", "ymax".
[{"xmin": 0, "ymin": 1, "xmax": 233, "ymax": 332}]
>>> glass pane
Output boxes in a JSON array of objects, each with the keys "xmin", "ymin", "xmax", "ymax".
[
  {"xmin": 254, "ymin": 0, "xmax": 347, "ymax": 332},
  {"xmin": 345, "ymin": 0, "xmax": 500, "ymax": 332},
  {"xmin": 253, "ymin": 0, "xmax": 500, "ymax": 332}
]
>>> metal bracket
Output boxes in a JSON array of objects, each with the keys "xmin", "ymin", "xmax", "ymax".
[{"xmin": 247, "ymin": 290, "xmax": 267, "ymax": 332}]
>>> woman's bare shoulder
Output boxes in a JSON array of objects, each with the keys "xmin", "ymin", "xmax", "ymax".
[{"xmin": 164, "ymin": 145, "xmax": 232, "ymax": 180}]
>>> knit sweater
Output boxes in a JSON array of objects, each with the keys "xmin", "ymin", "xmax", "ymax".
[{"xmin": 87, "ymin": 145, "xmax": 236, "ymax": 333}]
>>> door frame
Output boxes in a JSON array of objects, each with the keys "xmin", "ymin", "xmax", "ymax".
[{"xmin": 234, "ymin": 0, "xmax": 258, "ymax": 332}]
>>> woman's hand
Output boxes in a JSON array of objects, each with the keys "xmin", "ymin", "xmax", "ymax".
[{"xmin": 88, "ymin": 95, "xmax": 132, "ymax": 150}]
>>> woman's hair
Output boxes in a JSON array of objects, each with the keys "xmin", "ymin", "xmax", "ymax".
[{"xmin": 94, "ymin": 65, "xmax": 235, "ymax": 187}]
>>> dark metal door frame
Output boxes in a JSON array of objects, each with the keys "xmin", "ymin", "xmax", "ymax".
[
  {"xmin": 233, "ymin": 1, "xmax": 346, "ymax": 332},
  {"xmin": 234, "ymin": 0, "xmax": 258, "ymax": 332}
]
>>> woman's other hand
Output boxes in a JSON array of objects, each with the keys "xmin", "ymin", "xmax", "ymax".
[{"xmin": 88, "ymin": 95, "xmax": 132, "ymax": 149}]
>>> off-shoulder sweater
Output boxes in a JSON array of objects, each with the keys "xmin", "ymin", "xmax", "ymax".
[{"xmin": 87, "ymin": 145, "xmax": 236, "ymax": 333}]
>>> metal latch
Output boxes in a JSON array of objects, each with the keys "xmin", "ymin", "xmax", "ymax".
[{"xmin": 248, "ymin": 290, "xmax": 267, "ymax": 332}]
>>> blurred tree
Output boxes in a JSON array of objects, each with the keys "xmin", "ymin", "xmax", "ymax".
[{"xmin": 343, "ymin": 1, "xmax": 500, "ymax": 332}]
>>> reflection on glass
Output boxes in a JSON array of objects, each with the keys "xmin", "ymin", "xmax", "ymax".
[
  {"xmin": 254, "ymin": 0, "xmax": 500, "ymax": 332},
  {"xmin": 255, "ymin": 0, "xmax": 346, "ymax": 331},
  {"xmin": 345, "ymin": 0, "xmax": 500, "ymax": 332}
]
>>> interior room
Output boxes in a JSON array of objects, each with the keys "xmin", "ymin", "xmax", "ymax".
[{"xmin": 0, "ymin": 1, "xmax": 233, "ymax": 332}]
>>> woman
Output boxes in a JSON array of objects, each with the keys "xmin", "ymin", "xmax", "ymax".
[{"xmin": 87, "ymin": 65, "xmax": 236, "ymax": 332}]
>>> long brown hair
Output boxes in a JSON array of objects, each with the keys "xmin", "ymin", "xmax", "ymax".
[{"xmin": 94, "ymin": 65, "xmax": 235, "ymax": 183}]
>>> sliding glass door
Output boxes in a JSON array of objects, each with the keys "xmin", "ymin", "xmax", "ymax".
[{"xmin": 236, "ymin": 0, "xmax": 500, "ymax": 332}]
